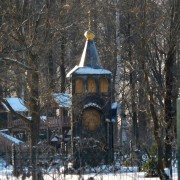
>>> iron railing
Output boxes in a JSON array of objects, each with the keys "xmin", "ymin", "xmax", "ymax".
[{"xmin": 0, "ymin": 144, "xmax": 177, "ymax": 180}]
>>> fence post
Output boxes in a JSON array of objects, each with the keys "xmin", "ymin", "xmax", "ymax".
[
  {"xmin": 177, "ymin": 98, "xmax": 180, "ymax": 180},
  {"xmin": 12, "ymin": 143, "xmax": 18, "ymax": 177}
]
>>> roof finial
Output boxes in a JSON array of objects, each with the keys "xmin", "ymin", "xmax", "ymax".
[
  {"xmin": 88, "ymin": 10, "xmax": 91, "ymax": 30},
  {"xmin": 84, "ymin": 10, "xmax": 95, "ymax": 40}
]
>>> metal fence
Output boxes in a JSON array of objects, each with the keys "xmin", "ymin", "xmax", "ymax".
[{"xmin": 0, "ymin": 144, "xmax": 178, "ymax": 180}]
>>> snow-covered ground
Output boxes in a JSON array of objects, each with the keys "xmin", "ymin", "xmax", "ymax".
[
  {"xmin": 0, "ymin": 158, "xmax": 13, "ymax": 179},
  {"xmin": 0, "ymin": 158, "xmax": 177, "ymax": 180}
]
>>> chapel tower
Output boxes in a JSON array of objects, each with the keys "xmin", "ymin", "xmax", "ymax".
[{"xmin": 67, "ymin": 30, "xmax": 114, "ymax": 168}]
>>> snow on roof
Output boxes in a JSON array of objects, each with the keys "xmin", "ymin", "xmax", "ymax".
[
  {"xmin": 51, "ymin": 137, "xmax": 58, "ymax": 142},
  {"xmin": 83, "ymin": 103, "xmax": 102, "ymax": 110},
  {"xmin": 67, "ymin": 130, "xmax": 71, "ymax": 136},
  {"xmin": 27, "ymin": 116, "xmax": 47, "ymax": 121},
  {"xmin": 111, "ymin": 102, "xmax": 118, "ymax": 109},
  {"xmin": 0, "ymin": 132, "xmax": 23, "ymax": 145},
  {"xmin": 66, "ymin": 66, "xmax": 111, "ymax": 77},
  {"xmin": 66, "ymin": 65, "xmax": 79, "ymax": 78},
  {"xmin": 111, "ymin": 102, "xmax": 117, "ymax": 122},
  {"xmin": 40, "ymin": 116, "xmax": 47, "ymax": 121},
  {"xmin": 53, "ymin": 93, "xmax": 71, "ymax": 108},
  {"xmin": 75, "ymin": 67, "xmax": 111, "ymax": 75},
  {"xmin": 2, "ymin": 97, "xmax": 28, "ymax": 112},
  {"xmin": 0, "ymin": 129, "xmax": 8, "ymax": 132}
]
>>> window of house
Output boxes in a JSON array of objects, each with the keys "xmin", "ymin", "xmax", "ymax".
[
  {"xmin": 100, "ymin": 78, "xmax": 109, "ymax": 93},
  {"xmin": 48, "ymin": 108, "xmax": 56, "ymax": 117},
  {"xmin": 0, "ymin": 112, "xmax": 7, "ymax": 121},
  {"xmin": 88, "ymin": 78, "xmax": 96, "ymax": 93},
  {"xmin": 75, "ymin": 78, "xmax": 84, "ymax": 94}
]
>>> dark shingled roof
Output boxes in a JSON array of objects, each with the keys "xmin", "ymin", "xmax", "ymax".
[
  {"xmin": 79, "ymin": 38, "xmax": 101, "ymax": 69},
  {"xmin": 66, "ymin": 31, "xmax": 111, "ymax": 77}
]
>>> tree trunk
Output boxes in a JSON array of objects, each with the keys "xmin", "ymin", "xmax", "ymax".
[
  {"xmin": 115, "ymin": 0, "xmax": 127, "ymax": 146},
  {"xmin": 60, "ymin": 35, "xmax": 66, "ymax": 93},
  {"xmin": 48, "ymin": 50, "xmax": 55, "ymax": 90},
  {"xmin": 27, "ymin": 53, "xmax": 41, "ymax": 180},
  {"xmin": 164, "ymin": 46, "xmax": 174, "ymax": 176},
  {"xmin": 128, "ymin": 13, "xmax": 139, "ymax": 146},
  {"xmin": 164, "ymin": 0, "xmax": 180, "ymax": 176},
  {"xmin": 145, "ymin": 74, "xmax": 167, "ymax": 179}
]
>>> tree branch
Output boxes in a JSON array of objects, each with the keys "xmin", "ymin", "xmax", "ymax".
[{"xmin": 0, "ymin": 58, "xmax": 32, "ymax": 70}]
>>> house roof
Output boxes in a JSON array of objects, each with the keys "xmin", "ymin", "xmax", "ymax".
[
  {"xmin": 2, "ymin": 97, "xmax": 28, "ymax": 112},
  {"xmin": 0, "ymin": 132, "xmax": 23, "ymax": 145},
  {"xmin": 74, "ymin": 67, "xmax": 111, "ymax": 75},
  {"xmin": 53, "ymin": 93, "xmax": 71, "ymax": 108},
  {"xmin": 79, "ymin": 31, "xmax": 101, "ymax": 69},
  {"xmin": 111, "ymin": 102, "xmax": 118, "ymax": 109},
  {"xmin": 66, "ymin": 66, "xmax": 111, "ymax": 77}
]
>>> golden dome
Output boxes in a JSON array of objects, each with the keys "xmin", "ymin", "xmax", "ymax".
[{"xmin": 84, "ymin": 30, "xmax": 95, "ymax": 40}]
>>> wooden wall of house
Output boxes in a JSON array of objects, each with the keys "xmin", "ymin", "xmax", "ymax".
[
  {"xmin": 0, "ymin": 133, "xmax": 21, "ymax": 165},
  {"xmin": 0, "ymin": 104, "xmax": 8, "ymax": 129}
]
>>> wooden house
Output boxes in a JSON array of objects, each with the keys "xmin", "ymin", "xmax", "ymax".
[
  {"xmin": 40, "ymin": 93, "xmax": 71, "ymax": 142},
  {"xmin": 0, "ymin": 131, "xmax": 23, "ymax": 155},
  {"xmin": 0, "ymin": 94, "xmax": 71, "ymax": 143},
  {"xmin": 0, "ymin": 97, "xmax": 29, "ymax": 141}
]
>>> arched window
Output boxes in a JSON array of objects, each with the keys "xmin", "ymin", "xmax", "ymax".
[
  {"xmin": 100, "ymin": 78, "xmax": 109, "ymax": 93},
  {"xmin": 88, "ymin": 78, "xmax": 96, "ymax": 93},
  {"xmin": 75, "ymin": 78, "xmax": 84, "ymax": 94}
]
